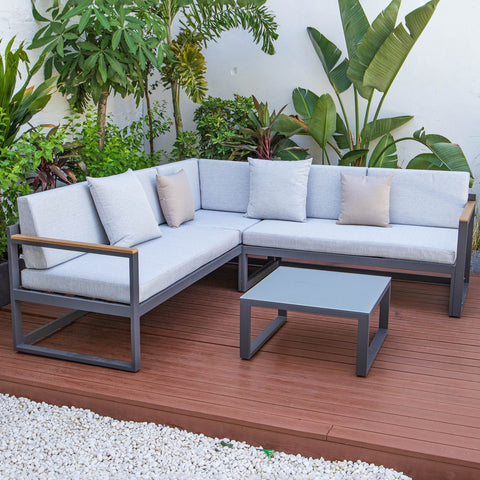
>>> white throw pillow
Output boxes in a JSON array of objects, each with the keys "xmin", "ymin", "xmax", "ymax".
[
  {"xmin": 156, "ymin": 169, "xmax": 195, "ymax": 228},
  {"xmin": 337, "ymin": 173, "xmax": 393, "ymax": 227},
  {"xmin": 246, "ymin": 158, "xmax": 312, "ymax": 222},
  {"xmin": 87, "ymin": 169, "xmax": 162, "ymax": 247}
]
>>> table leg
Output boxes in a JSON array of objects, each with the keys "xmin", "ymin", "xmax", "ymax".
[
  {"xmin": 356, "ymin": 285, "xmax": 390, "ymax": 377},
  {"xmin": 240, "ymin": 301, "xmax": 287, "ymax": 360}
]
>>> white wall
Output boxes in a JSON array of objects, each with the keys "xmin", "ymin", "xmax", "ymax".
[
  {"xmin": 0, "ymin": 0, "xmax": 141, "ymax": 129},
  {"xmin": 158, "ymin": 0, "xmax": 480, "ymax": 191}
]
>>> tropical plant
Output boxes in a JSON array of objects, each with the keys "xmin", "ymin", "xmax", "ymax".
[
  {"xmin": 225, "ymin": 96, "xmax": 308, "ymax": 161},
  {"xmin": 0, "ymin": 115, "xmax": 41, "ymax": 261},
  {"xmin": 0, "ymin": 38, "xmax": 55, "ymax": 261},
  {"xmin": 194, "ymin": 95, "xmax": 255, "ymax": 159},
  {"xmin": 278, "ymin": 0, "xmax": 472, "ymax": 177},
  {"xmin": 153, "ymin": 0, "xmax": 279, "ymax": 137},
  {"xmin": 30, "ymin": 0, "xmax": 167, "ymax": 150},
  {"xmin": 170, "ymin": 130, "xmax": 200, "ymax": 162},
  {"xmin": 0, "ymin": 38, "xmax": 55, "ymax": 148},
  {"xmin": 69, "ymin": 103, "xmax": 171, "ymax": 179},
  {"xmin": 25, "ymin": 125, "xmax": 81, "ymax": 192}
]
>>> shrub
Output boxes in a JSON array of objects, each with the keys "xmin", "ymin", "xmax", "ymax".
[
  {"xmin": 70, "ymin": 102, "xmax": 171, "ymax": 179},
  {"xmin": 193, "ymin": 95, "xmax": 254, "ymax": 159}
]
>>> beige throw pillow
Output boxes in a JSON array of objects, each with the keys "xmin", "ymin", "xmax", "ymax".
[
  {"xmin": 337, "ymin": 173, "xmax": 393, "ymax": 227},
  {"xmin": 156, "ymin": 169, "xmax": 195, "ymax": 228}
]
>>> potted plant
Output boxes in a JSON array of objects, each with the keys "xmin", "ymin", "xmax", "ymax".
[{"xmin": 0, "ymin": 38, "xmax": 54, "ymax": 307}]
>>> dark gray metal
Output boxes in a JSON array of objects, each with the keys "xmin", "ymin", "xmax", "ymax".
[
  {"xmin": 7, "ymin": 224, "xmax": 242, "ymax": 372},
  {"xmin": 239, "ymin": 267, "xmax": 391, "ymax": 376}
]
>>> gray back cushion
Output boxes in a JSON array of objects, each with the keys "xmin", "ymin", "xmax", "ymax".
[
  {"xmin": 134, "ymin": 167, "xmax": 164, "ymax": 224},
  {"xmin": 307, "ymin": 165, "xmax": 367, "ymax": 219},
  {"xmin": 199, "ymin": 159, "xmax": 250, "ymax": 212},
  {"xmin": 367, "ymin": 168, "xmax": 470, "ymax": 228},
  {"xmin": 18, "ymin": 182, "xmax": 107, "ymax": 269}
]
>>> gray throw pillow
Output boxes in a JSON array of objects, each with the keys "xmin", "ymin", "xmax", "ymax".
[
  {"xmin": 337, "ymin": 173, "xmax": 393, "ymax": 227},
  {"xmin": 156, "ymin": 169, "xmax": 195, "ymax": 228},
  {"xmin": 87, "ymin": 169, "xmax": 162, "ymax": 247},
  {"xmin": 246, "ymin": 158, "xmax": 312, "ymax": 222}
]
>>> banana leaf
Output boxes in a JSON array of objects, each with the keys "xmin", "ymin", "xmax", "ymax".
[
  {"xmin": 307, "ymin": 93, "xmax": 336, "ymax": 149},
  {"xmin": 292, "ymin": 87, "xmax": 319, "ymax": 121},
  {"xmin": 338, "ymin": 0, "xmax": 369, "ymax": 62},
  {"xmin": 307, "ymin": 27, "xmax": 351, "ymax": 94},
  {"xmin": 273, "ymin": 114, "xmax": 308, "ymax": 136},
  {"xmin": 333, "ymin": 114, "xmax": 350, "ymax": 150},
  {"xmin": 368, "ymin": 134, "xmax": 397, "ymax": 168},
  {"xmin": 363, "ymin": 0, "xmax": 439, "ymax": 93},
  {"xmin": 347, "ymin": 0, "xmax": 400, "ymax": 99},
  {"xmin": 339, "ymin": 148, "xmax": 369, "ymax": 166},
  {"xmin": 364, "ymin": 115, "xmax": 413, "ymax": 142}
]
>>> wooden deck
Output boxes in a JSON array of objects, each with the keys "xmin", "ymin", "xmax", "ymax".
[{"xmin": 1, "ymin": 265, "xmax": 480, "ymax": 479}]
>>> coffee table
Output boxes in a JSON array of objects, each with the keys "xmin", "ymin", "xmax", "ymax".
[{"xmin": 240, "ymin": 267, "xmax": 391, "ymax": 376}]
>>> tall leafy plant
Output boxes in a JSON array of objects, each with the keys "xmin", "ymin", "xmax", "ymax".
[
  {"xmin": 279, "ymin": 0, "xmax": 472, "ymax": 177},
  {"xmin": 225, "ymin": 96, "xmax": 308, "ymax": 160},
  {"xmin": 0, "ymin": 39, "xmax": 55, "ymax": 261},
  {"xmin": 154, "ymin": 0, "xmax": 279, "ymax": 137},
  {"xmin": 30, "ymin": 0, "xmax": 167, "ymax": 150}
]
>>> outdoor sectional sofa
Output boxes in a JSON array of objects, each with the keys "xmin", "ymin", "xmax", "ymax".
[{"xmin": 7, "ymin": 158, "xmax": 475, "ymax": 372}]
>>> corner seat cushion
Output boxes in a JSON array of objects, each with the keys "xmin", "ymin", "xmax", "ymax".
[
  {"xmin": 185, "ymin": 209, "xmax": 260, "ymax": 234},
  {"xmin": 21, "ymin": 225, "xmax": 240, "ymax": 304},
  {"xmin": 243, "ymin": 218, "xmax": 458, "ymax": 265}
]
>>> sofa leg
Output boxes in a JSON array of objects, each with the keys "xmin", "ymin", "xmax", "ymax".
[
  {"xmin": 238, "ymin": 252, "xmax": 249, "ymax": 292},
  {"xmin": 12, "ymin": 301, "xmax": 141, "ymax": 372}
]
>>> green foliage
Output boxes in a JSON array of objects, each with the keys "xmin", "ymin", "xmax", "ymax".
[
  {"xmin": 26, "ymin": 125, "xmax": 80, "ymax": 192},
  {"xmin": 224, "ymin": 96, "xmax": 308, "ymax": 161},
  {"xmin": 281, "ymin": 0, "xmax": 471, "ymax": 177},
  {"xmin": 0, "ymin": 37, "xmax": 55, "ymax": 148},
  {"xmin": 170, "ymin": 131, "xmax": 200, "ymax": 162},
  {"xmin": 70, "ymin": 103, "xmax": 171, "ymax": 178},
  {"xmin": 30, "ymin": 0, "xmax": 166, "ymax": 110},
  {"xmin": 193, "ymin": 95, "xmax": 254, "ymax": 159},
  {"xmin": 0, "ymin": 113, "xmax": 41, "ymax": 261},
  {"xmin": 154, "ymin": 0, "xmax": 279, "ymax": 136}
]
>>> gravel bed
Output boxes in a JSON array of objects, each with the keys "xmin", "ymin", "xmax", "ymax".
[{"xmin": 0, "ymin": 393, "xmax": 412, "ymax": 479}]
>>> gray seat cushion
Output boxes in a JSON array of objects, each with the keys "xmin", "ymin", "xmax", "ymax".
[
  {"xmin": 186, "ymin": 209, "xmax": 260, "ymax": 235},
  {"xmin": 243, "ymin": 218, "xmax": 458, "ymax": 264},
  {"xmin": 21, "ymin": 225, "xmax": 240, "ymax": 304}
]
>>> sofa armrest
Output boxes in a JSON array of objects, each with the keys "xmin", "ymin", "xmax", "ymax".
[
  {"xmin": 10, "ymin": 234, "xmax": 138, "ymax": 257},
  {"xmin": 459, "ymin": 201, "xmax": 475, "ymax": 224}
]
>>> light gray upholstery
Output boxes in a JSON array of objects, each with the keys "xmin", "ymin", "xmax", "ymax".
[
  {"xmin": 17, "ymin": 182, "xmax": 107, "ymax": 269},
  {"xmin": 243, "ymin": 218, "xmax": 458, "ymax": 264},
  {"xmin": 199, "ymin": 158, "xmax": 250, "ymax": 212},
  {"xmin": 367, "ymin": 168, "xmax": 470, "ymax": 228},
  {"xmin": 307, "ymin": 165, "xmax": 367, "ymax": 219},
  {"xmin": 156, "ymin": 159, "xmax": 201, "ymax": 212},
  {"xmin": 186, "ymin": 209, "xmax": 260, "ymax": 235},
  {"xmin": 21, "ymin": 225, "xmax": 240, "ymax": 304},
  {"xmin": 134, "ymin": 167, "xmax": 164, "ymax": 224}
]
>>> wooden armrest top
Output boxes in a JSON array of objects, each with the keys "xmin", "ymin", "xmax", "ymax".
[
  {"xmin": 10, "ymin": 234, "xmax": 138, "ymax": 255},
  {"xmin": 460, "ymin": 200, "xmax": 476, "ymax": 223}
]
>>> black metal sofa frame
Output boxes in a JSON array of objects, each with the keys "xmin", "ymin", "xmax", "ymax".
[{"xmin": 6, "ymin": 193, "xmax": 476, "ymax": 372}]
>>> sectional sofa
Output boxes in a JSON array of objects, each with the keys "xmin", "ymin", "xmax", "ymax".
[{"xmin": 7, "ymin": 158, "xmax": 475, "ymax": 371}]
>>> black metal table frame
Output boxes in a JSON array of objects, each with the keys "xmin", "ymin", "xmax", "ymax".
[{"xmin": 240, "ymin": 279, "xmax": 391, "ymax": 377}]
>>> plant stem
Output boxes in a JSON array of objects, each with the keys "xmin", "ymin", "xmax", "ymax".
[
  {"xmin": 354, "ymin": 88, "xmax": 360, "ymax": 149},
  {"xmin": 327, "ymin": 140, "xmax": 342, "ymax": 158},
  {"xmin": 144, "ymin": 68, "xmax": 155, "ymax": 159},
  {"xmin": 97, "ymin": 89, "xmax": 109, "ymax": 151},
  {"xmin": 361, "ymin": 91, "xmax": 374, "ymax": 149}
]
